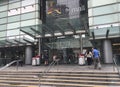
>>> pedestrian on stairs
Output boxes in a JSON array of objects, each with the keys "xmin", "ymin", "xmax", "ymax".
[{"xmin": 92, "ymin": 47, "xmax": 101, "ymax": 70}]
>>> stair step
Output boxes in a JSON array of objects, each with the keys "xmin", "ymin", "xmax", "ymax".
[
  {"xmin": 0, "ymin": 75, "xmax": 119, "ymax": 81},
  {"xmin": 0, "ymin": 71, "xmax": 119, "ymax": 87}
]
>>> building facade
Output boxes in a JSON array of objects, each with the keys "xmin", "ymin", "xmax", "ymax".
[
  {"xmin": 0, "ymin": 0, "xmax": 41, "ymax": 65},
  {"xmin": 88, "ymin": 0, "xmax": 120, "ymax": 63},
  {"xmin": 0, "ymin": 0, "xmax": 91, "ymax": 65}
]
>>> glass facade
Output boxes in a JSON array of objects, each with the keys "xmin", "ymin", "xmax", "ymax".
[
  {"xmin": 0, "ymin": 0, "xmax": 41, "ymax": 46},
  {"xmin": 0, "ymin": 0, "xmax": 91, "ymax": 65}
]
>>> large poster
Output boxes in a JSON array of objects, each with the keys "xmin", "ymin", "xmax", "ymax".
[
  {"xmin": 46, "ymin": 0, "xmax": 69, "ymax": 18},
  {"xmin": 46, "ymin": 0, "xmax": 88, "ymax": 32}
]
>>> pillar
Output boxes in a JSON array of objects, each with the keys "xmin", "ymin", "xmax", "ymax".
[
  {"xmin": 38, "ymin": 38, "xmax": 41, "ymax": 56},
  {"xmin": 103, "ymin": 40, "xmax": 113, "ymax": 63},
  {"xmin": 79, "ymin": 34, "xmax": 83, "ymax": 54},
  {"xmin": 25, "ymin": 46, "xmax": 32, "ymax": 64}
]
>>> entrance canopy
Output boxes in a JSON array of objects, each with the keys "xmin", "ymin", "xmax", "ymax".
[
  {"xmin": 0, "ymin": 36, "xmax": 35, "ymax": 48},
  {"xmin": 20, "ymin": 16, "xmax": 87, "ymax": 39}
]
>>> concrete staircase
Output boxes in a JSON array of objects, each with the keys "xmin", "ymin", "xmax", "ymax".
[{"xmin": 0, "ymin": 71, "xmax": 119, "ymax": 87}]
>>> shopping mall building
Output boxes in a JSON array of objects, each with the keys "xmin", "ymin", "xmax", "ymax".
[{"xmin": 0, "ymin": 0, "xmax": 119, "ymax": 65}]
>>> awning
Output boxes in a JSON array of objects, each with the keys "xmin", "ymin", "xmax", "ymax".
[{"xmin": 20, "ymin": 17, "xmax": 87, "ymax": 38}]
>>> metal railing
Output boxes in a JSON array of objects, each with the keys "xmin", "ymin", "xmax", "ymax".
[
  {"xmin": 0, "ymin": 60, "xmax": 21, "ymax": 71},
  {"xmin": 112, "ymin": 55, "xmax": 120, "ymax": 78},
  {"xmin": 37, "ymin": 59, "xmax": 60, "ymax": 87}
]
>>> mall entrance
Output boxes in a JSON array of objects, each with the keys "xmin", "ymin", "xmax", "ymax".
[{"xmin": 48, "ymin": 48, "xmax": 81, "ymax": 64}]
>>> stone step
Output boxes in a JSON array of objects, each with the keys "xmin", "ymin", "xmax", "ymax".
[
  {"xmin": 0, "ymin": 71, "xmax": 119, "ymax": 87},
  {"xmin": 0, "ymin": 79, "xmax": 119, "ymax": 87},
  {"xmin": 0, "ymin": 75, "xmax": 119, "ymax": 82},
  {"xmin": 0, "ymin": 76, "xmax": 119, "ymax": 86},
  {"xmin": 0, "ymin": 72, "xmax": 119, "ymax": 78}
]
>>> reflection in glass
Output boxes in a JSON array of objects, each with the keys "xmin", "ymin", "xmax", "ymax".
[{"xmin": 7, "ymin": 29, "xmax": 20, "ymax": 36}]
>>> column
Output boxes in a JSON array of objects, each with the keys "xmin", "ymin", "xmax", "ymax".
[
  {"xmin": 25, "ymin": 46, "xmax": 32, "ymax": 64},
  {"xmin": 38, "ymin": 38, "xmax": 41, "ymax": 56},
  {"xmin": 63, "ymin": 49, "xmax": 67, "ymax": 64},
  {"xmin": 79, "ymin": 34, "xmax": 83, "ymax": 54},
  {"xmin": 103, "ymin": 40, "xmax": 113, "ymax": 63}
]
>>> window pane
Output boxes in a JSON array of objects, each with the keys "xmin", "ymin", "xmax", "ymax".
[
  {"xmin": 0, "ymin": 11, "xmax": 7, "ymax": 18},
  {"xmin": 88, "ymin": 9, "xmax": 92, "ymax": 17},
  {"xmin": 21, "ymin": 5, "xmax": 36, "ymax": 13},
  {"xmin": 0, "ymin": 18, "xmax": 7, "ymax": 24},
  {"xmin": 0, "ymin": 24, "xmax": 7, "ymax": 31},
  {"xmin": 0, "ymin": 31, "xmax": 6, "ymax": 37},
  {"xmin": 118, "ymin": 4, "xmax": 120, "ymax": 11},
  {"xmin": 89, "ymin": 18, "xmax": 93, "ymax": 26},
  {"xmin": 7, "ymin": 29, "xmax": 19, "ymax": 36},
  {"xmin": 0, "ymin": 5, "xmax": 7, "ymax": 12},
  {"xmin": 9, "ymin": 2, "xmax": 20, "ymax": 9},
  {"xmin": 21, "ymin": 19, "xmax": 36, "ymax": 27},
  {"xmin": 9, "ymin": 0, "xmax": 20, "ymax": 3},
  {"xmin": 22, "ymin": 0, "xmax": 35, "ymax": 6},
  {"xmin": 8, "ymin": 15, "xmax": 20, "ymax": 23},
  {"xmin": 7, "ymin": 22, "xmax": 20, "ymax": 29},
  {"xmin": 8, "ymin": 9, "xmax": 20, "ymax": 16},
  {"xmin": 36, "ymin": 4, "xmax": 40, "ymax": 11},
  {"xmin": 0, "ymin": 0, "xmax": 8, "ymax": 6},
  {"xmin": 21, "ymin": 12, "xmax": 35, "ymax": 20},
  {"xmin": 92, "ymin": 0, "xmax": 117, "ymax": 7},
  {"xmin": 93, "ymin": 4, "xmax": 117, "ymax": 16},
  {"xmin": 94, "ymin": 14, "xmax": 118, "ymax": 25},
  {"xmin": 36, "ymin": 11, "xmax": 40, "ymax": 18}
]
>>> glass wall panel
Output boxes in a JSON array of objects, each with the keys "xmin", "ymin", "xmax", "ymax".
[
  {"xmin": 22, "ymin": 0, "xmax": 35, "ymax": 6},
  {"xmin": 92, "ymin": 0, "xmax": 117, "ymax": 7},
  {"xmin": 7, "ymin": 29, "xmax": 19, "ymax": 36},
  {"xmin": 0, "ymin": 11, "xmax": 8, "ymax": 18},
  {"xmin": 8, "ymin": 15, "xmax": 20, "ymax": 23},
  {"xmin": 21, "ymin": 12, "xmax": 35, "ymax": 20},
  {"xmin": 36, "ymin": 0, "xmax": 40, "ymax": 4},
  {"xmin": 93, "ymin": 14, "xmax": 118, "ymax": 25},
  {"xmin": 35, "ymin": 4, "xmax": 40, "ymax": 11},
  {"xmin": 36, "ymin": 11, "xmax": 40, "ymax": 18},
  {"xmin": 89, "ymin": 18, "xmax": 93, "ymax": 26},
  {"xmin": 118, "ymin": 4, "xmax": 120, "ymax": 11},
  {"xmin": 21, "ymin": 19, "xmax": 36, "ymax": 27},
  {"xmin": 0, "ymin": 31, "xmax": 6, "ymax": 37},
  {"xmin": 0, "ymin": 37, "xmax": 6, "ymax": 40},
  {"xmin": 8, "ymin": 9, "xmax": 20, "ymax": 16},
  {"xmin": 21, "ymin": 5, "xmax": 36, "ymax": 13},
  {"xmin": 88, "ymin": 9, "xmax": 92, "ymax": 16},
  {"xmin": 9, "ymin": 0, "xmax": 20, "ymax": 3},
  {"xmin": 7, "ymin": 22, "xmax": 20, "ymax": 29},
  {"xmin": 93, "ymin": 4, "xmax": 117, "ymax": 16},
  {"xmin": 119, "ymin": 13, "xmax": 120, "ymax": 21},
  {"xmin": 9, "ymin": 2, "xmax": 20, "ymax": 9},
  {"xmin": 35, "ymin": 19, "xmax": 41, "ymax": 25},
  {"xmin": 0, "ymin": 5, "xmax": 8, "ymax": 12},
  {"xmin": 0, "ymin": 18, "xmax": 7, "ymax": 24},
  {"xmin": 0, "ymin": 0, "xmax": 8, "ymax": 6},
  {"xmin": 88, "ymin": 0, "xmax": 92, "ymax": 8},
  {"xmin": 0, "ymin": 24, "xmax": 7, "ymax": 31}
]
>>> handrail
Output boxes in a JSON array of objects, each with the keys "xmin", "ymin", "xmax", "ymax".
[
  {"xmin": 0, "ymin": 60, "xmax": 21, "ymax": 71},
  {"xmin": 113, "ymin": 55, "xmax": 120, "ymax": 78},
  {"xmin": 42, "ymin": 59, "xmax": 59, "ymax": 75},
  {"xmin": 37, "ymin": 59, "xmax": 59, "ymax": 87}
]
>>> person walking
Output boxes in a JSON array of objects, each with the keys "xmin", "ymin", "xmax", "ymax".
[{"xmin": 92, "ymin": 47, "xmax": 101, "ymax": 70}]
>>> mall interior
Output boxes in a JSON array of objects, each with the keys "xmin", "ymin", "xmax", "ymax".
[{"xmin": 0, "ymin": 0, "xmax": 120, "ymax": 65}]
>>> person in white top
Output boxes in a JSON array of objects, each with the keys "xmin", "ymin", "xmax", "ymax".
[{"xmin": 86, "ymin": 50, "xmax": 93, "ymax": 65}]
